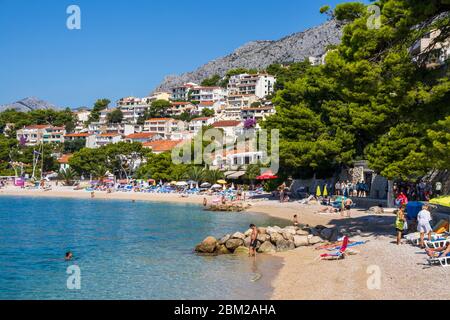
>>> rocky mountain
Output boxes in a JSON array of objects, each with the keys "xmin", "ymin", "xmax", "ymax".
[
  {"xmin": 0, "ymin": 97, "xmax": 59, "ymax": 112},
  {"xmin": 154, "ymin": 19, "xmax": 343, "ymax": 92}
]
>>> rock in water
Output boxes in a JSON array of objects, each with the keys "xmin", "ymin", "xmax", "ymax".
[
  {"xmin": 218, "ymin": 234, "xmax": 231, "ymax": 245},
  {"xmin": 257, "ymin": 233, "xmax": 270, "ymax": 243},
  {"xmin": 258, "ymin": 241, "xmax": 276, "ymax": 254},
  {"xmin": 234, "ymin": 246, "xmax": 249, "ymax": 255},
  {"xmin": 282, "ymin": 232, "xmax": 294, "ymax": 241},
  {"xmin": 258, "ymin": 227, "xmax": 267, "ymax": 235},
  {"xmin": 293, "ymin": 235, "xmax": 309, "ymax": 247},
  {"xmin": 216, "ymin": 244, "xmax": 231, "ymax": 255},
  {"xmin": 231, "ymin": 232, "xmax": 246, "ymax": 240},
  {"xmin": 270, "ymin": 232, "xmax": 283, "ymax": 244},
  {"xmin": 225, "ymin": 239, "xmax": 244, "ymax": 251},
  {"xmin": 276, "ymin": 239, "xmax": 295, "ymax": 252},
  {"xmin": 196, "ymin": 236, "xmax": 217, "ymax": 253},
  {"xmin": 244, "ymin": 236, "xmax": 251, "ymax": 248}
]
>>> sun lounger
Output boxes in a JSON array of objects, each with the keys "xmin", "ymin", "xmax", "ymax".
[
  {"xmin": 424, "ymin": 238, "xmax": 450, "ymax": 250},
  {"xmin": 320, "ymin": 236, "xmax": 349, "ymax": 260},
  {"xmin": 428, "ymin": 253, "xmax": 450, "ymax": 267}
]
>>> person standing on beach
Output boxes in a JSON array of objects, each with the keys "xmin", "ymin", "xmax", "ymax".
[
  {"xmin": 418, "ymin": 204, "xmax": 433, "ymax": 249},
  {"xmin": 249, "ymin": 224, "xmax": 259, "ymax": 257},
  {"xmin": 395, "ymin": 207, "xmax": 406, "ymax": 245}
]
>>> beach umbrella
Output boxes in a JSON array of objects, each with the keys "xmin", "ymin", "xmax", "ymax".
[
  {"xmin": 211, "ymin": 184, "xmax": 222, "ymax": 189},
  {"xmin": 170, "ymin": 181, "xmax": 177, "ymax": 185},
  {"xmin": 176, "ymin": 181, "xmax": 188, "ymax": 187},
  {"xmin": 316, "ymin": 185, "xmax": 322, "ymax": 197},
  {"xmin": 201, "ymin": 182, "xmax": 211, "ymax": 188},
  {"xmin": 256, "ymin": 170, "xmax": 278, "ymax": 180},
  {"xmin": 217, "ymin": 179, "xmax": 227, "ymax": 185},
  {"xmin": 323, "ymin": 185, "xmax": 328, "ymax": 197}
]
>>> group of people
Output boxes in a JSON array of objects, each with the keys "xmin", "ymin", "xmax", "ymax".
[
  {"xmin": 393, "ymin": 180, "xmax": 442, "ymax": 202},
  {"xmin": 395, "ymin": 204, "xmax": 433, "ymax": 247},
  {"xmin": 335, "ymin": 180, "xmax": 369, "ymax": 198}
]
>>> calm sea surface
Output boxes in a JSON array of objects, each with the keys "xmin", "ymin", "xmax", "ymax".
[{"xmin": 0, "ymin": 196, "xmax": 287, "ymax": 300}]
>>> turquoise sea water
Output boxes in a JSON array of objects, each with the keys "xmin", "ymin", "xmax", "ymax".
[{"xmin": 0, "ymin": 196, "xmax": 287, "ymax": 300}]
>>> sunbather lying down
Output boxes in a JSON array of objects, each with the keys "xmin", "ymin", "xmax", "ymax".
[
  {"xmin": 316, "ymin": 207, "xmax": 339, "ymax": 214},
  {"xmin": 426, "ymin": 244, "xmax": 450, "ymax": 258}
]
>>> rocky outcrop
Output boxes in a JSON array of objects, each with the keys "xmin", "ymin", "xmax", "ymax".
[
  {"xmin": 195, "ymin": 225, "xmax": 339, "ymax": 256},
  {"xmin": 0, "ymin": 97, "xmax": 59, "ymax": 112},
  {"xmin": 154, "ymin": 20, "xmax": 343, "ymax": 92}
]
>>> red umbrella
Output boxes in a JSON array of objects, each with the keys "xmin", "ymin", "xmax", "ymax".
[{"xmin": 256, "ymin": 170, "xmax": 278, "ymax": 180}]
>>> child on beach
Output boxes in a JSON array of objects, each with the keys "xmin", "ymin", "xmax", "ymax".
[
  {"xmin": 395, "ymin": 207, "xmax": 406, "ymax": 245},
  {"xmin": 249, "ymin": 224, "xmax": 259, "ymax": 257}
]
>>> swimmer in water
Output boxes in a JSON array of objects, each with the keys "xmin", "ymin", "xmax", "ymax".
[{"xmin": 65, "ymin": 251, "xmax": 73, "ymax": 261}]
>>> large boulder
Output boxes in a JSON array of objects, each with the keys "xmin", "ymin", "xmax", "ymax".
[
  {"xmin": 270, "ymin": 232, "xmax": 284, "ymax": 244},
  {"xmin": 234, "ymin": 246, "xmax": 250, "ymax": 255},
  {"xmin": 196, "ymin": 236, "xmax": 218, "ymax": 254},
  {"xmin": 276, "ymin": 239, "xmax": 295, "ymax": 252},
  {"xmin": 296, "ymin": 229, "xmax": 310, "ymax": 236},
  {"xmin": 258, "ymin": 227, "xmax": 267, "ymax": 235},
  {"xmin": 225, "ymin": 238, "xmax": 244, "ymax": 251},
  {"xmin": 218, "ymin": 234, "xmax": 231, "ymax": 245},
  {"xmin": 232, "ymin": 232, "xmax": 246, "ymax": 240},
  {"xmin": 309, "ymin": 236, "xmax": 323, "ymax": 245},
  {"xmin": 216, "ymin": 244, "xmax": 231, "ymax": 255},
  {"xmin": 293, "ymin": 235, "xmax": 309, "ymax": 247},
  {"xmin": 257, "ymin": 233, "xmax": 270, "ymax": 243},
  {"xmin": 282, "ymin": 226, "xmax": 297, "ymax": 235},
  {"xmin": 282, "ymin": 232, "xmax": 294, "ymax": 241},
  {"xmin": 258, "ymin": 241, "xmax": 276, "ymax": 254},
  {"xmin": 244, "ymin": 229, "xmax": 253, "ymax": 237},
  {"xmin": 244, "ymin": 236, "xmax": 251, "ymax": 248}
]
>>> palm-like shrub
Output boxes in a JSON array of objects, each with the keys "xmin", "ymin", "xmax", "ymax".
[
  {"xmin": 58, "ymin": 168, "xmax": 78, "ymax": 186},
  {"xmin": 205, "ymin": 169, "xmax": 224, "ymax": 184}
]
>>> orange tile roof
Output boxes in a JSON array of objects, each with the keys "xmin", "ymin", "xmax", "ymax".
[
  {"xmin": 58, "ymin": 154, "xmax": 73, "ymax": 164},
  {"xmin": 199, "ymin": 101, "xmax": 215, "ymax": 106},
  {"xmin": 191, "ymin": 117, "xmax": 211, "ymax": 122},
  {"xmin": 98, "ymin": 133, "xmax": 121, "ymax": 137},
  {"xmin": 212, "ymin": 120, "xmax": 242, "ymax": 128},
  {"xmin": 143, "ymin": 140, "xmax": 183, "ymax": 152},
  {"xmin": 24, "ymin": 125, "xmax": 51, "ymax": 130},
  {"xmin": 65, "ymin": 133, "xmax": 89, "ymax": 138},
  {"xmin": 145, "ymin": 118, "xmax": 172, "ymax": 122},
  {"xmin": 171, "ymin": 102, "xmax": 191, "ymax": 106},
  {"xmin": 125, "ymin": 132, "xmax": 156, "ymax": 139}
]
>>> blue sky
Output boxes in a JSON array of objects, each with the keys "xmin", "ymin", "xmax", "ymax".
[{"xmin": 0, "ymin": 0, "xmax": 357, "ymax": 108}]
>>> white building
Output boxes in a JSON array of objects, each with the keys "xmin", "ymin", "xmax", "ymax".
[
  {"xmin": 212, "ymin": 120, "xmax": 244, "ymax": 144},
  {"xmin": 171, "ymin": 83, "xmax": 198, "ymax": 101},
  {"xmin": 189, "ymin": 117, "xmax": 215, "ymax": 134},
  {"xmin": 144, "ymin": 118, "xmax": 186, "ymax": 139},
  {"xmin": 16, "ymin": 125, "xmax": 66, "ymax": 146},
  {"xmin": 117, "ymin": 97, "xmax": 150, "ymax": 124},
  {"xmin": 227, "ymin": 73, "xmax": 276, "ymax": 99},
  {"xmin": 95, "ymin": 133, "xmax": 123, "ymax": 148},
  {"xmin": 241, "ymin": 106, "xmax": 275, "ymax": 122},
  {"xmin": 225, "ymin": 94, "xmax": 259, "ymax": 120},
  {"xmin": 167, "ymin": 102, "xmax": 197, "ymax": 116},
  {"xmin": 190, "ymin": 86, "xmax": 227, "ymax": 103}
]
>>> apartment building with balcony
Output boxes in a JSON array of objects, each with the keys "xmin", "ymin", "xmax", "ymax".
[
  {"xmin": 224, "ymin": 94, "xmax": 259, "ymax": 120},
  {"xmin": 189, "ymin": 86, "xmax": 227, "ymax": 103},
  {"xmin": 16, "ymin": 125, "xmax": 66, "ymax": 146},
  {"xmin": 170, "ymin": 82, "xmax": 198, "ymax": 101},
  {"xmin": 95, "ymin": 133, "xmax": 123, "ymax": 148},
  {"xmin": 227, "ymin": 73, "xmax": 276, "ymax": 99},
  {"xmin": 144, "ymin": 118, "xmax": 186, "ymax": 139},
  {"xmin": 166, "ymin": 102, "xmax": 197, "ymax": 116},
  {"xmin": 189, "ymin": 117, "xmax": 215, "ymax": 134},
  {"xmin": 241, "ymin": 105, "xmax": 275, "ymax": 121}
]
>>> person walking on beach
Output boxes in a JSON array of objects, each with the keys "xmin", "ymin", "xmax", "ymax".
[
  {"xmin": 249, "ymin": 224, "xmax": 259, "ymax": 257},
  {"xmin": 335, "ymin": 181, "xmax": 341, "ymax": 195},
  {"xmin": 418, "ymin": 204, "xmax": 433, "ymax": 249},
  {"xmin": 395, "ymin": 207, "xmax": 406, "ymax": 245}
]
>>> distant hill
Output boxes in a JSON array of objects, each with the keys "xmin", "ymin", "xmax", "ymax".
[
  {"xmin": 154, "ymin": 19, "xmax": 343, "ymax": 92},
  {"xmin": 0, "ymin": 97, "xmax": 60, "ymax": 112}
]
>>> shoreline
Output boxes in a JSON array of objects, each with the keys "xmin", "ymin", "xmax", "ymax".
[{"xmin": 2, "ymin": 188, "xmax": 450, "ymax": 300}]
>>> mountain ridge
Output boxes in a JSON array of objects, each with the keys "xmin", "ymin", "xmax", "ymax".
[{"xmin": 154, "ymin": 19, "xmax": 343, "ymax": 92}]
